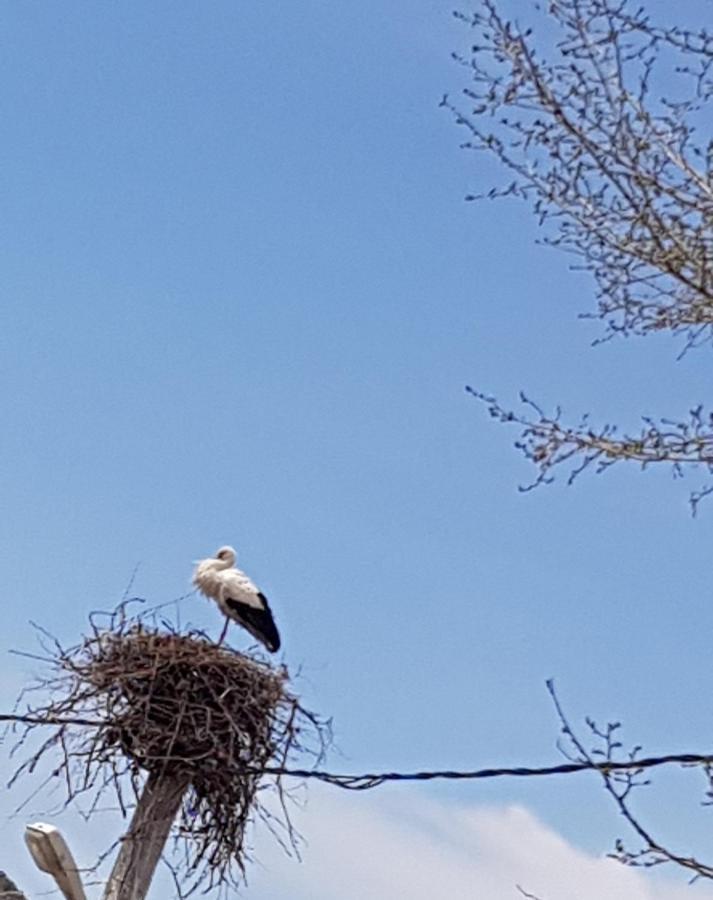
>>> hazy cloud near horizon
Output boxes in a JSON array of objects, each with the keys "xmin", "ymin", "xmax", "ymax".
[
  {"xmin": 244, "ymin": 788, "xmax": 713, "ymax": 900},
  {"xmin": 11, "ymin": 781, "xmax": 710, "ymax": 899}
]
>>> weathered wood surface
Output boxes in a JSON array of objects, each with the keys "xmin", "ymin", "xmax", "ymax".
[{"xmin": 103, "ymin": 769, "xmax": 190, "ymax": 900}]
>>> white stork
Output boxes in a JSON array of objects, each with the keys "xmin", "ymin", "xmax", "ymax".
[{"xmin": 193, "ymin": 546, "xmax": 281, "ymax": 652}]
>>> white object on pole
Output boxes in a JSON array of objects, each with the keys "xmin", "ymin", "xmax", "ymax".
[{"xmin": 24, "ymin": 823, "xmax": 86, "ymax": 900}]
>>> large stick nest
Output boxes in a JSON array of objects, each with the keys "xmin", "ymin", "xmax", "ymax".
[{"xmin": 8, "ymin": 602, "xmax": 329, "ymax": 895}]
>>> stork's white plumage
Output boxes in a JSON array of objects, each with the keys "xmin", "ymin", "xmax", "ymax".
[{"xmin": 193, "ymin": 546, "xmax": 281, "ymax": 652}]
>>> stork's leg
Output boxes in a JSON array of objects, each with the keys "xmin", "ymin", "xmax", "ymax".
[{"xmin": 217, "ymin": 619, "xmax": 229, "ymax": 645}]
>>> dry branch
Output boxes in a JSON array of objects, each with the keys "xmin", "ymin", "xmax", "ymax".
[
  {"xmin": 6, "ymin": 603, "xmax": 329, "ymax": 896},
  {"xmin": 547, "ymin": 680, "xmax": 713, "ymax": 881},
  {"xmin": 6, "ymin": 608, "xmax": 713, "ymax": 889},
  {"xmin": 446, "ymin": 0, "xmax": 713, "ymax": 342},
  {"xmin": 446, "ymin": 0, "xmax": 713, "ymax": 506},
  {"xmin": 467, "ymin": 389, "xmax": 713, "ymax": 512}
]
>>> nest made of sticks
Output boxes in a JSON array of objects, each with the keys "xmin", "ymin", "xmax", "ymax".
[{"xmin": 8, "ymin": 602, "xmax": 329, "ymax": 895}]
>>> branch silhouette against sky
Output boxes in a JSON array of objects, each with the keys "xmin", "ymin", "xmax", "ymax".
[{"xmin": 444, "ymin": 0, "xmax": 713, "ymax": 506}]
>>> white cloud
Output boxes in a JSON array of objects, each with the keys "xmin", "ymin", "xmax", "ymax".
[
  {"xmin": 246, "ymin": 788, "xmax": 713, "ymax": 900},
  {"xmin": 9, "ymin": 783, "xmax": 711, "ymax": 899}
]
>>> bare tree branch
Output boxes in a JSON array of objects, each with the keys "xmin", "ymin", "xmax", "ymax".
[
  {"xmin": 466, "ymin": 388, "xmax": 713, "ymax": 512},
  {"xmin": 9, "ymin": 608, "xmax": 713, "ymax": 890},
  {"xmin": 548, "ymin": 680, "xmax": 713, "ymax": 881},
  {"xmin": 446, "ymin": 0, "xmax": 713, "ymax": 506},
  {"xmin": 445, "ymin": 0, "xmax": 712, "ymax": 342}
]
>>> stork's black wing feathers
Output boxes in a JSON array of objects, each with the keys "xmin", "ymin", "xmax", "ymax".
[{"xmin": 224, "ymin": 592, "xmax": 281, "ymax": 652}]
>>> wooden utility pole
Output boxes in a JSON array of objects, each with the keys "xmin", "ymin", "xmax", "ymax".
[{"xmin": 103, "ymin": 769, "xmax": 190, "ymax": 900}]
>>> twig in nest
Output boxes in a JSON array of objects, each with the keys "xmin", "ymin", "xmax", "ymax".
[{"xmin": 7, "ymin": 603, "xmax": 330, "ymax": 896}]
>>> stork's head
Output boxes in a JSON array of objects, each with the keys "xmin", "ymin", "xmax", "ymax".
[{"xmin": 214, "ymin": 545, "xmax": 237, "ymax": 567}]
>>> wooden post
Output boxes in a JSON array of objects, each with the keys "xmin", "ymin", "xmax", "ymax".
[{"xmin": 103, "ymin": 769, "xmax": 190, "ymax": 900}]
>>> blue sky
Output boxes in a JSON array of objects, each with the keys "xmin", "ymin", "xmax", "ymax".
[{"xmin": 1, "ymin": 2, "xmax": 712, "ymax": 897}]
